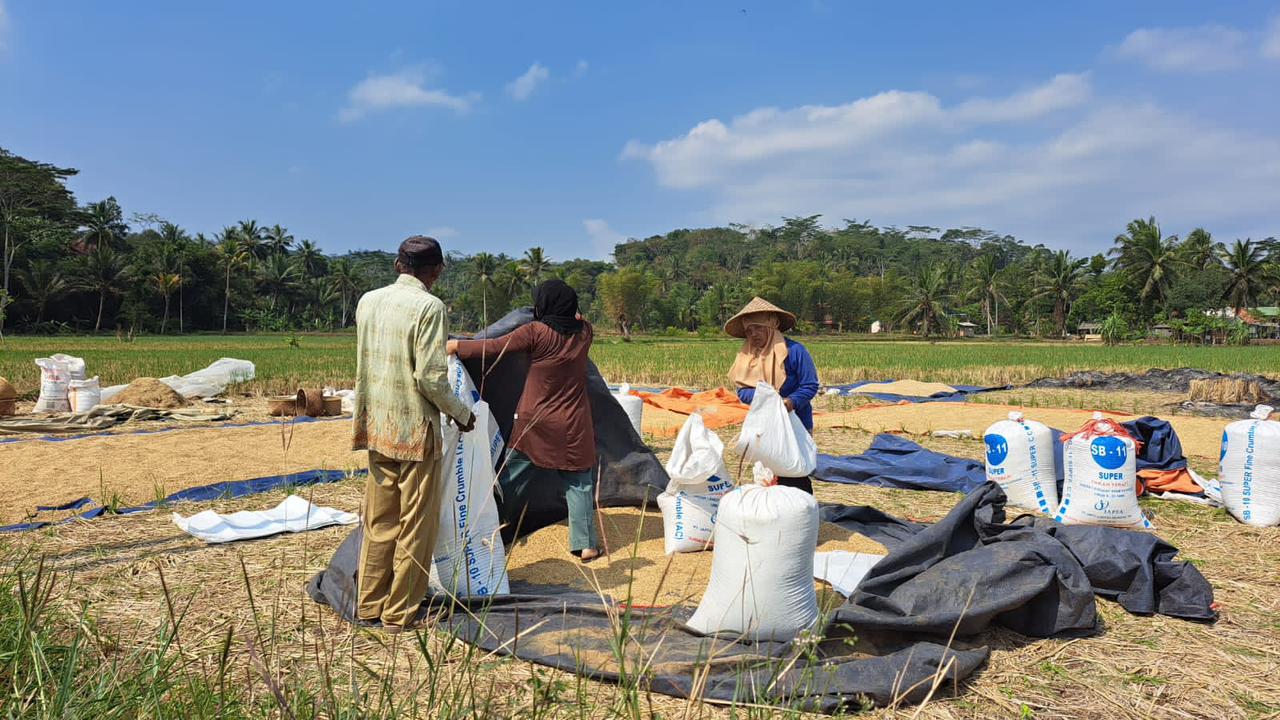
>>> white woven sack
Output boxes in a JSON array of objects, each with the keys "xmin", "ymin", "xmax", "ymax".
[
  {"xmin": 734, "ymin": 382, "xmax": 817, "ymax": 478},
  {"xmin": 1054, "ymin": 414, "xmax": 1150, "ymax": 529},
  {"xmin": 659, "ymin": 413, "xmax": 734, "ymax": 553},
  {"xmin": 447, "ymin": 356, "xmax": 504, "ymax": 467},
  {"xmin": 687, "ymin": 484, "xmax": 819, "ymax": 641},
  {"xmin": 430, "ymin": 401, "xmax": 510, "ymax": 597},
  {"xmin": 984, "ymin": 411, "xmax": 1058, "ymax": 513},
  {"xmin": 68, "ymin": 376, "xmax": 102, "ymax": 413},
  {"xmin": 34, "ymin": 357, "xmax": 72, "ymax": 413},
  {"xmin": 1220, "ymin": 405, "xmax": 1280, "ymax": 527}
]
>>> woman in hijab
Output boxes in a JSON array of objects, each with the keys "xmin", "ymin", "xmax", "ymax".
[
  {"xmin": 725, "ymin": 297, "xmax": 820, "ymax": 494},
  {"xmin": 447, "ymin": 279, "xmax": 600, "ymax": 561}
]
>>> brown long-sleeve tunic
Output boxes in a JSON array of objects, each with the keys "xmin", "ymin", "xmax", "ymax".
[{"xmin": 455, "ymin": 321, "xmax": 596, "ymax": 472}]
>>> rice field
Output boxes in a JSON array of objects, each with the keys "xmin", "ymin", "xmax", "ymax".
[{"xmin": 1, "ymin": 334, "xmax": 1277, "ymax": 397}]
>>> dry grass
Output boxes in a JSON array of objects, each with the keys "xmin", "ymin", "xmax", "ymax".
[{"xmin": 0, "ymin": 398, "xmax": 1276, "ymax": 717}]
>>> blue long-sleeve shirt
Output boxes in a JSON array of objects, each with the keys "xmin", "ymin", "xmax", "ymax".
[{"xmin": 735, "ymin": 337, "xmax": 820, "ymax": 431}]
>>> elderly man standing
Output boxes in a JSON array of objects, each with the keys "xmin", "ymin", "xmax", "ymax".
[{"xmin": 352, "ymin": 236, "xmax": 475, "ymax": 631}]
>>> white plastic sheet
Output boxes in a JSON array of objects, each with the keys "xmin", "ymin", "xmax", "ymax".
[
  {"xmin": 101, "ymin": 358, "xmax": 256, "ymax": 403},
  {"xmin": 172, "ymin": 495, "xmax": 358, "ymax": 544},
  {"xmin": 813, "ymin": 551, "xmax": 885, "ymax": 597}
]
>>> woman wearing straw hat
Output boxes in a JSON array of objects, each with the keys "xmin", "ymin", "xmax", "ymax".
[{"xmin": 725, "ymin": 297, "xmax": 821, "ymax": 494}]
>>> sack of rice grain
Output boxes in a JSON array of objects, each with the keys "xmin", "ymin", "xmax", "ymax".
[
  {"xmin": 68, "ymin": 376, "xmax": 102, "ymax": 413},
  {"xmin": 686, "ymin": 484, "xmax": 819, "ymax": 641},
  {"xmin": 1054, "ymin": 412, "xmax": 1151, "ymax": 529},
  {"xmin": 734, "ymin": 382, "xmax": 817, "ymax": 478},
  {"xmin": 1219, "ymin": 405, "xmax": 1280, "ymax": 527},
  {"xmin": 658, "ymin": 413, "xmax": 734, "ymax": 553},
  {"xmin": 984, "ymin": 411, "xmax": 1058, "ymax": 513},
  {"xmin": 430, "ymin": 401, "xmax": 511, "ymax": 597},
  {"xmin": 34, "ymin": 355, "xmax": 83, "ymax": 413}
]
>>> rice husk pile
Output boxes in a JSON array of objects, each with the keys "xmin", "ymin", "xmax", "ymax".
[
  {"xmin": 505, "ymin": 507, "xmax": 886, "ymax": 606},
  {"xmin": 112, "ymin": 378, "xmax": 188, "ymax": 409}
]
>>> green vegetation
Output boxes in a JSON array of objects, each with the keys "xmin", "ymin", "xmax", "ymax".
[
  {"xmin": 3, "ymin": 148, "xmax": 1279, "ymax": 340},
  {"xmin": 3, "ymin": 334, "xmax": 1279, "ymax": 397}
]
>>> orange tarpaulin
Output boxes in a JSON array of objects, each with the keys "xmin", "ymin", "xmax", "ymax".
[
  {"xmin": 1138, "ymin": 468, "xmax": 1206, "ymax": 496},
  {"xmin": 634, "ymin": 387, "xmax": 750, "ymax": 438}
]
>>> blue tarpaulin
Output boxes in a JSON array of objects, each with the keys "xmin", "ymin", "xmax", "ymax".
[
  {"xmin": 814, "ymin": 434, "xmax": 987, "ymax": 493},
  {"xmin": 816, "ymin": 418, "xmax": 1189, "ymax": 496},
  {"xmin": 0, "ymin": 468, "xmax": 362, "ymax": 534},
  {"xmin": 824, "ymin": 380, "xmax": 1009, "ymax": 404}
]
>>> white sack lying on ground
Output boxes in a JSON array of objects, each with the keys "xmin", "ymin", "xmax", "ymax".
[
  {"xmin": 172, "ymin": 495, "xmax": 358, "ymax": 544},
  {"xmin": 813, "ymin": 551, "xmax": 886, "ymax": 597},
  {"xmin": 101, "ymin": 358, "xmax": 256, "ymax": 403}
]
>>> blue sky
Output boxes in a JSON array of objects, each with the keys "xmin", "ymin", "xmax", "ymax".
[{"xmin": 2, "ymin": 1, "xmax": 1278, "ymax": 260}]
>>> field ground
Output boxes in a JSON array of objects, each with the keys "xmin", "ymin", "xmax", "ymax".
[
  {"xmin": 1, "ymin": 334, "xmax": 1278, "ymax": 718},
  {"xmin": 2, "ymin": 333, "xmax": 1280, "ymax": 396}
]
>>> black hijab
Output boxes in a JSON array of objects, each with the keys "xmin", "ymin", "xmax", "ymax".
[{"xmin": 532, "ymin": 279, "xmax": 584, "ymax": 336}]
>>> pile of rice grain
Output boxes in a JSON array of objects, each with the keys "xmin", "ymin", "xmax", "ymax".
[
  {"xmin": 112, "ymin": 378, "xmax": 187, "ymax": 409},
  {"xmin": 505, "ymin": 506, "xmax": 885, "ymax": 606}
]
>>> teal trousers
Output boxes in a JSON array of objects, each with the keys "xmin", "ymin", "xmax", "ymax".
[{"xmin": 500, "ymin": 449, "xmax": 599, "ymax": 553}]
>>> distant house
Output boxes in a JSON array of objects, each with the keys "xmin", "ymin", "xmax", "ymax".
[
  {"xmin": 1149, "ymin": 324, "xmax": 1174, "ymax": 339},
  {"xmin": 956, "ymin": 321, "xmax": 978, "ymax": 338},
  {"xmin": 1238, "ymin": 307, "xmax": 1280, "ymax": 339},
  {"xmin": 1076, "ymin": 322, "xmax": 1102, "ymax": 340}
]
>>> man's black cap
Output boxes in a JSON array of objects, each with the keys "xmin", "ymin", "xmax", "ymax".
[{"xmin": 397, "ymin": 236, "xmax": 444, "ymax": 268}]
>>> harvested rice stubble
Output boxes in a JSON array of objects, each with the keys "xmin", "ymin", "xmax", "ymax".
[{"xmin": 505, "ymin": 507, "xmax": 886, "ymax": 607}]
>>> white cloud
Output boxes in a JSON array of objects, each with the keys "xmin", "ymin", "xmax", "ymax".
[
  {"xmin": 1263, "ymin": 16, "xmax": 1280, "ymax": 60},
  {"xmin": 1114, "ymin": 25, "xmax": 1248, "ymax": 72},
  {"xmin": 574, "ymin": 60, "xmax": 590, "ymax": 78},
  {"xmin": 623, "ymin": 74, "xmax": 1280, "ymax": 253},
  {"xmin": 583, "ymin": 219, "xmax": 626, "ymax": 259},
  {"xmin": 506, "ymin": 63, "xmax": 550, "ymax": 101},
  {"xmin": 338, "ymin": 68, "xmax": 474, "ymax": 123},
  {"xmin": 425, "ymin": 226, "xmax": 459, "ymax": 240},
  {"xmin": 0, "ymin": 0, "xmax": 9, "ymax": 51}
]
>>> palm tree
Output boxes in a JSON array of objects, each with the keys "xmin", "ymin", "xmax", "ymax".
[
  {"xmin": 966, "ymin": 254, "xmax": 1005, "ymax": 335},
  {"xmin": 496, "ymin": 261, "xmax": 529, "ymax": 305},
  {"xmin": 15, "ymin": 260, "xmax": 68, "ymax": 325},
  {"xmin": 1111, "ymin": 217, "xmax": 1180, "ymax": 311},
  {"xmin": 159, "ymin": 223, "xmax": 192, "ymax": 332},
  {"xmin": 77, "ymin": 244, "xmax": 130, "ymax": 332},
  {"xmin": 1030, "ymin": 250, "xmax": 1088, "ymax": 338},
  {"xmin": 295, "ymin": 239, "xmax": 326, "ymax": 277},
  {"xmin": 150, "ymin": 272, "xmax": 182, "ymax": 333},
  {"xmin": 265, "ymin": 224, "xmax": 294, "ymax": 256},
  {"xmin": 328, "ymin": 258, "xmax": 361, "ymax": 327},
  {"xmin": 1180, "ymin": 228, "xmax": 1217, "ymax": 272},
  {"xmin": 1219, "ymin": 239, "xmax": 1269, "ymax": 316},
  {"xmin": 257, "ymin": 254, "xmax": 301, "ymax": 310},
  {"xmin": 521, "ymin": 247, "xmax": 551, "ymax": 285},
  {"xmin": 215, "ymin": 227, "xmax": 251, "ymax": 333},
  {"xmin": 79, "ymin": 198, "xmax": 127, "ymax": 250},
  {"xmin": 235, "ymin": 219, "xmax": 266, "ymax": 259},
  {"xmin": 896, "ymin": 264, "xmax": 951, "ymax": 337},
  {"xmin": 471, "ymin": 252, "xmax": 498, "ymax": 322}
]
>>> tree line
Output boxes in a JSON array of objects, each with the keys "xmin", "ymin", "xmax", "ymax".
[{"xmin": 2, "ymin": 146, "xmax": 1277, "ymax": 340}]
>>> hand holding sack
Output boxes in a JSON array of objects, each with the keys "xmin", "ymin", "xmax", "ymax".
[
  {"xmin": 734, "ymin": 382, "xmax": 816, "ymax": 479},
  {"xmin": 658, "ymin": 413, "xmax": 734, "ymax": 553}
]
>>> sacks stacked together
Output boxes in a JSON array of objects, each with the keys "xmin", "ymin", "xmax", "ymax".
[
  {"xmin": 1219, "ymin": 405, "xmax": 1280, "ymax": 527},
  {"xmin": 658, "ymin": 414, "xmax": 734, "ymax": 553},
  {"xmin": 1054, "ymin": 412, "xmax": 1151, "ymax": 530},
  {"xmin": 34, "ymin": 354, "xmax": 87, "ymax": 413},
  {"xmin": 682, "ymin": 381, "xmax": 821, "ymax": 641},
  {"xmin": 983, "ymin": 411, "xmax": 1058, "ymax": 513}
]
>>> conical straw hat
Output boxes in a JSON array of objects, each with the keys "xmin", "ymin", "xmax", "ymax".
[{"xmin": 723, "ymin": 297, "xmax": 797, "ymax": 338}]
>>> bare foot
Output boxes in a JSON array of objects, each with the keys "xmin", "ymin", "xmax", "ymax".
[{"xmin": 578, "ymin": 548, "xmax": 601, "ymax": 563}]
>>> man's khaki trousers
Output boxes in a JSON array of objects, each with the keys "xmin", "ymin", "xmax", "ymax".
[{"xmin": 357, "ymin": 436, "xmax": 444, "ymax": 628}]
